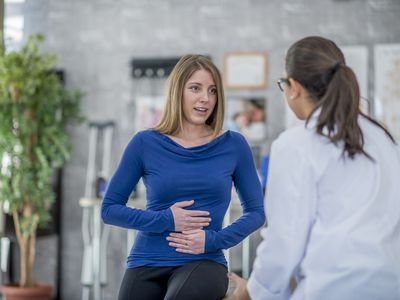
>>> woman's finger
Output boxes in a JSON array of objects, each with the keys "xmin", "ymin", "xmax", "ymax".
[
  {"xmin": 170, "ymin": 231, "xmax": 197, "ymax": 238},
  {"xmin": 169, "ymin": 232, "xmax": 185, "ymax": 238},
  {"xmin": 168, "ymin": 242, "xmax": 190, "ymax": 249},
  {"xmin": 182, "ymin": 229, "xmax": 201, "ymax": 235},
  {"xmin": 187, "ymin": 210, "xmax": 210, "ymax": 217},
  {"xmin": 166, "ymin": 236, "xmax": 190, "ymax": 245},
  {"xmin": 188, "ymin": 217, "xmax": 211, "ymax": 223},
  {"xmin": 185, "ymin": 226, "xmax": 204, "ymax": 231}
]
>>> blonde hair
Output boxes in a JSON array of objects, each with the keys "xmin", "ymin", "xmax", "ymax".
[{"xmin": 153, "ymin": 54, "xmax": 225, "ymax": 138}]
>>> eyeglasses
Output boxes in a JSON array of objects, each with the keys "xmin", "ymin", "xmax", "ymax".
[{"xmin": 277, "ymin": 78, "xmax": 289, "ymax": 92}]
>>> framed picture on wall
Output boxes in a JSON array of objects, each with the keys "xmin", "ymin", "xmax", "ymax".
[
  {"xmin": 224, "ymin": 96, "xmax": 267, "ymax": 143},
  {"xmin": 224, "ymin": 96, "xmax": 267, "ymax": 169},
  {"xmin": 223, "ymin": 52, "xmax": 268, "ymax": 89},
  {"xmin": 134, "ymin": 95, "xmax": 164, "ymax": 131}
]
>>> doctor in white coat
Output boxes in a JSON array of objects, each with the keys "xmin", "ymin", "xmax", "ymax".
[{"xmin": 231, "ymin": 36, "xmax": 400, "ymax": 300}]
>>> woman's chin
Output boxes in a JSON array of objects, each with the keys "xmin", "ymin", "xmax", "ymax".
[{"xmin": 185, "ymin": 116, "xmax": 210, "ymax": 126}]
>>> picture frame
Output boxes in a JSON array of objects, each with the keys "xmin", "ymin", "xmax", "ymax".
[
  {"xmin": 224, "ymin": 96, "xmax": 267, "ymax": 169},
  {"xmin": 224, "ymin": 96, "xmax": 267, "ymax": 142},
  {"xmin": 134, "ymin": 95, "xmax": 164, "ymax": 131},
  {"xmin": 223, "ymin": 52, "xmax": 268, "ymax": 89}
]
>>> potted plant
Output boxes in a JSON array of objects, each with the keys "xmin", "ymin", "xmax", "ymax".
[{"xmin": 0, "ymin": 34, "xmax": 83, "ymax": 299}]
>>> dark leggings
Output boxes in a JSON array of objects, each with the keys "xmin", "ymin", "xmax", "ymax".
[{"xmin": 118, "ymin": 260, "xmax": 228, "ymax": 300}]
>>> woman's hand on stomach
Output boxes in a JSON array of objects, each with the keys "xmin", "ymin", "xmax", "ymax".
[
  {"xmin": 166, "ymin": 229, "xmax": 205, "ymax": 254},
  {"xmin": 170, "ymin": 200, "xmax": 211, "ymax": 232}
]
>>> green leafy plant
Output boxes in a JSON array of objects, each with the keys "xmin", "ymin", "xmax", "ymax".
[{"xmin": 0, "ymin": 34, "xmax": 84, "ymax": 287}]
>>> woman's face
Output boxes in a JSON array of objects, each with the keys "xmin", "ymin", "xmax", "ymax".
[{"xmin": 182, "ymin": 69, "xmax": 217, "ymax": 127}]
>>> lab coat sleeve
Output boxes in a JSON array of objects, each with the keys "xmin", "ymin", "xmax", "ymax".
[{"xmin": 247, "ymin": 134, "xmax": 317, "ymax": 300}]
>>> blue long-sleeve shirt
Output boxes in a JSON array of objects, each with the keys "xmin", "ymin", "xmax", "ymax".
[{"xmin": 101, "ymin": 129, "xmax": 265, "ymax": 268}]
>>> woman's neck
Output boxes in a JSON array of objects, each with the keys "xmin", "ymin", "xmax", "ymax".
[
  {"xmin": 301, "ymin": 94, "xmax": 318, "ymax": 119},
  {"xmin": 175, "ymin": 123, "xmax": 213, "ymax": 141}
]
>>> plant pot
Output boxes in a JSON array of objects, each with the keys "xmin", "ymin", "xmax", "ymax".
[{"xmin": 1, "ymin": 283, "xmax": 52, "ymax": 300}]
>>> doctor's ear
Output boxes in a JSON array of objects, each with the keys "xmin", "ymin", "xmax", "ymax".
[{"xmin": 288, "ymin": 78, "xmax": 302, "ymax": 100}]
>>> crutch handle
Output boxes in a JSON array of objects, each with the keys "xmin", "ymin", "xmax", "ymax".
[{"xmin": 88, "ymin": 121, "xmax": 115, "ymax": 128}]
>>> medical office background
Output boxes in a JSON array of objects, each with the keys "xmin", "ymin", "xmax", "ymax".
[{"xmin": 2, "ymin": 0, "xmax": 400, "ymax": 299}]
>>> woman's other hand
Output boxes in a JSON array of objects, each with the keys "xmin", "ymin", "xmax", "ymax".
[
  {"xmin": 170, "ymin": 200, "xmax": 211, "ymax": 232},
  {"xmin": 167, "ymin": 229, "xmax": 205, "ymax": 254}
]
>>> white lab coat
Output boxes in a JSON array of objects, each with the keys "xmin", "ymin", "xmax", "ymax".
[{"xmin": 248, "ymin": 114, "xmax": 400, "ymax": 300}]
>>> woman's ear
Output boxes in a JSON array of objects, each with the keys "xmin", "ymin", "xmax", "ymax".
[{"xmin": 288, "ymin": 78, "xmax": 302, "ymax": 100}]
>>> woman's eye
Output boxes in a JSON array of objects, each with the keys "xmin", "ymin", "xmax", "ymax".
[
  {"xmin": 190, "ymin": 86, "xmax": 200, "ymax": 92},
  {"xmin": 209, "ymin": 88, "xmax": 217, "ymax": 95}
]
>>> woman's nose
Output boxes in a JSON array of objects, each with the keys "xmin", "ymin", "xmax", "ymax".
[{"xmin": 199, "ymin": 92, "xmax": 209, "ymax": 102}]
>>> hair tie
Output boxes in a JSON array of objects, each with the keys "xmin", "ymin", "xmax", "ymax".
[{"xmin": 332, "ymin": 61, "xmax": 343, "ymax": 73}]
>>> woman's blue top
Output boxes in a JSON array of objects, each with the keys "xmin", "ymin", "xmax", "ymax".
[{"xmin": 101, "ymin": 129, "xmax": 265, "ymax": 268}]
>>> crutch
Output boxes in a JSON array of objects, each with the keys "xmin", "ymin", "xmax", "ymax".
[{"xmin": 80, "ymin": 121, "xmax": 114, "ymax": 300}]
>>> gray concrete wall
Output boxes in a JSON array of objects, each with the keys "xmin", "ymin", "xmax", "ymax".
[{"xmin": 13, "ymin": 0, "xmax": 400, "ymax": 299}]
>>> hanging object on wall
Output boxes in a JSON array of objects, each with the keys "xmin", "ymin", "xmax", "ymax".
[
  {"xmin": 223, "ymin": 52, "xmax": 268, "ymax": 89},
  {"xmin": 130, "ymin": 57, "xmax": 181, "ymax": 78}
]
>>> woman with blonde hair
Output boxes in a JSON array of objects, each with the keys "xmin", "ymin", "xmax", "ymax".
[{"xmin": 102, "ymin": 54, "xmax": 265, "ymax": 300}]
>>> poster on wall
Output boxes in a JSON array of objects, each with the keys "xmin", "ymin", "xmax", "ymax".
[{"xmin": 374, "ymin": 44, "xmax": 400, "ymax": 140}]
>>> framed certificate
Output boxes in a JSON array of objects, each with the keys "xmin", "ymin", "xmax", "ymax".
[{"xmin": 223, "ymin": 52, "xmax": 268, "ymax": 89}]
